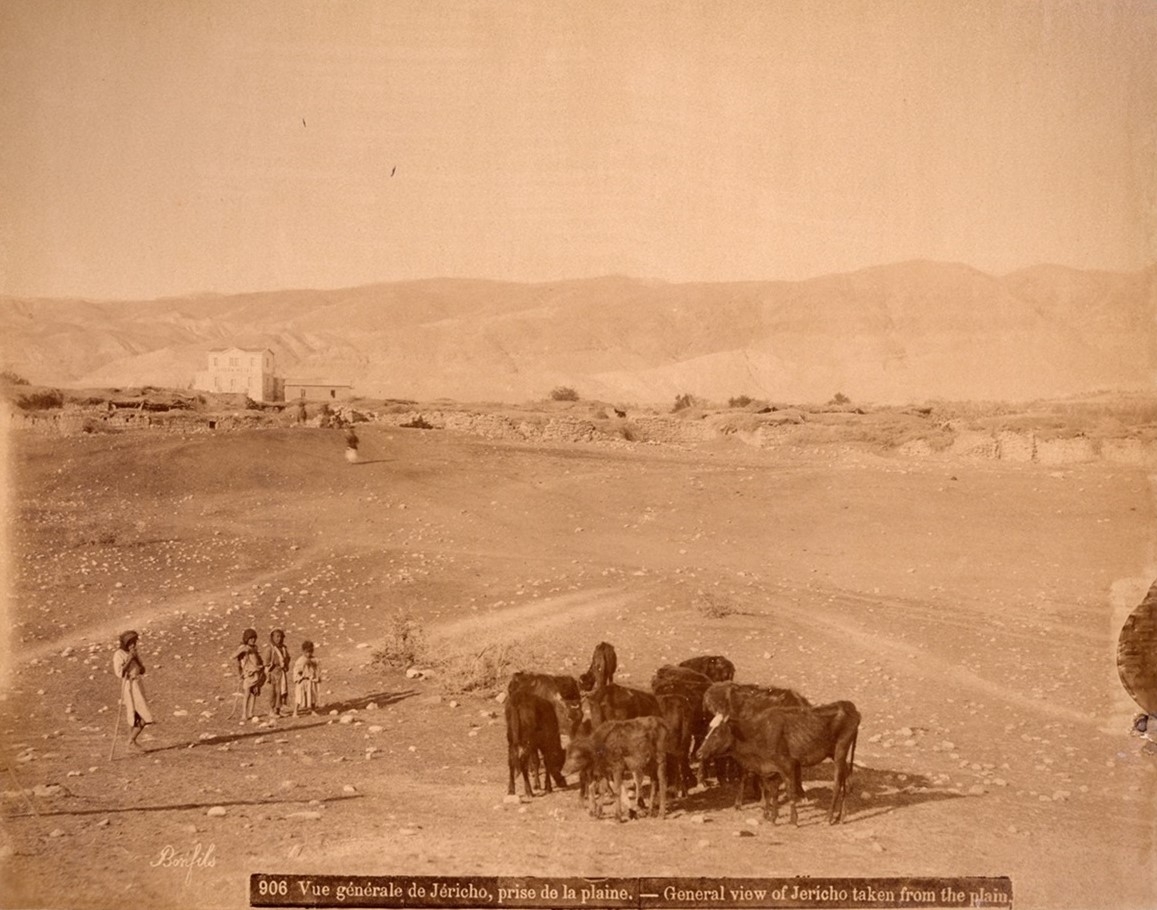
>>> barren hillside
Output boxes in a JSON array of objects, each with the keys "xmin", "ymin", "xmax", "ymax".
[{"xmin": 2, "ymin": 262, "xmax": 1154, "ymax": 404}]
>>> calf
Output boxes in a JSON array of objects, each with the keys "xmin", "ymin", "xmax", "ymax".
[
  {"xmin": 578, "ymin": 641, "xmax": 617, "ymax": 692},
  {"xmin": 696, "ymin": 700, "xmax": 860, "ymax": 825},
  {"xmin": 562, "ymin": 716, "xmax": 669, "ymax": 821},
  {"xmin": 505, "ymin": 689, "xmax": 567, "ymax": 797},
  {"xmin": 679, "ymin": 655, "xmax": 736, "ymax": 683}
]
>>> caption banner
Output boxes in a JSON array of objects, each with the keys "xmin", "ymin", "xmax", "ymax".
[{"xmin": 250, "ymin": 875, "xmax": 1012, "ymax": 909}]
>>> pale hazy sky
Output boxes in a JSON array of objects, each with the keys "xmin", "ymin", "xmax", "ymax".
[{"xmin": 2, "ymin": 0, "xmax": 1155, "ymax": 300}]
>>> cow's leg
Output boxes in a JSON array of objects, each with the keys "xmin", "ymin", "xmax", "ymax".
[
  {"xmin": 612, "ymin": 768, "xmax": 626, "ymax": 823},
  {"xmin": 587, "ymin": 775, "xmax": 600, "ymax": 818},
  {"xmin": 829, "ymin": 755, "xmax": 848, "ymax": 824},
  {"xmin": 762, "ymin": 774, "xmax": 779, "ymax": 824},
  {"xmin": 655, "ymin": 759, "xmax": 668, "ymax": 818},
  {"xmin": 507, "ymin": 743, "xmax": 518, "ymax": 796},
  {"xmin": 518, "ymin": 748, "xmax": 535, "ymax": 797}
]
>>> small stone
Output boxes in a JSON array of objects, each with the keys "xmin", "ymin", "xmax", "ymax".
[
  {"xmin": 339, "ymin": 715, "xmax": 354, "ymax": 725},
  {"xmin": 368, "ymin": 725, "xmax": 384, "ymax": 734},
  {"xmin": 49, "ymin": 828, "xmax": 66, "ymax": 838},
  {"xmin": 343, "ymin": 785, "xmax": 357, "ymax": 794},
  {"xmin": 97, "ymin": 819, "xmax": 110, "ymax": 827},
  {"xmin": 206, "ymin": 806, "xmax": 227, "ymax": 817},
  {"xmin": 736, "ymin": 830, "xmax": 756, "ymax": 837},
  {"xmin": 286, "ymin": 811, "xmax": 322, "ymax": 820}
]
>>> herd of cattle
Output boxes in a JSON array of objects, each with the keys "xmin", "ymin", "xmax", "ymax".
[{"xmin": 504, "ymin": 642, "xmax": 861, "ymax": 825}]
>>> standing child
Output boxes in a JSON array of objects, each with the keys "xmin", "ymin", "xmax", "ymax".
[
  {"xmin": 233, "ymin": 628, "xmax": 266, "ymax": 721},
  {"xmin": 344, "ymin": 425, "xmax": 359, "ymax": 464},
  {"xmin": 113, "ymin": 630, "xmax": 153, "ymax": 750},
  {"xmin": 293, "ymin": 640, "xmax": 321, "ymax": 715},
  {"xmin": 264, "ymin": 629, "xmax": 291, "ymax": 717}
]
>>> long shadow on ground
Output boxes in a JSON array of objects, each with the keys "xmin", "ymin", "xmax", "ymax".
[
  {"xmin": 140, "ymin": 690, "xmax": 416, "ymax": 753},
  {"xmin": 5, "ymin": 793, "xmax": 364, "ymax": 819},
  {"xmin": 666, "ymin": 765, "xmax": 966, "ymax": 826}
]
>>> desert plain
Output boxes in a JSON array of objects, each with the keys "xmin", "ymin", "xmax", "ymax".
[{"xmin": 1, "ymin": 399, "xmax": 1156, "ymax": 910}]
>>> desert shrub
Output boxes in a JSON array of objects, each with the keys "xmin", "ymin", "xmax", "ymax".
[
  {"xmin": 0, "ymin": 370, "xmax": 29, "ymax": 385},
  {"xmin": 694, "ymin": 591, "xmax": 735, "ymax": 618},
  {"xmin": 550, "ymin": 386, "xmax": 580, "ymax": 402},
  {"xmin": 15, "ymin": 388, "xmax": 64, "ymax": 410},
  {"xmin": 829, "ymin": 392, "xmax": 850, "ymax": 405},
  {"xmin": 672, "ymin": 393, "xmax": 696, "ymax": 412},
  {"xmin": 432, "ymin": 641, "xmax": 532, "ymax": 696},
  {"xmin": 728, "ymin": 395, "xmax": 754, "ymax": 408},
  {"xmin": 371, "ymin": 610, "xmax": 429, "ymax": 669}
]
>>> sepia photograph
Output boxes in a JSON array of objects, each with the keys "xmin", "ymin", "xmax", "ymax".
[{"xmin": 1, "ymin": 2, "xmax": 1155, "ymax": 909}]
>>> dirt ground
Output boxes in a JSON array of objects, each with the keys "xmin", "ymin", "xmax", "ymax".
[{"xmin": 1, "ymin": 421, "xmax": 1155, "ymax": 910}]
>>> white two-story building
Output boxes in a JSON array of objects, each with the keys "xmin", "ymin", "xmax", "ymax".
[{"xmin": 193, "ymin": 348, "xmax": 279, "ymax": 402}]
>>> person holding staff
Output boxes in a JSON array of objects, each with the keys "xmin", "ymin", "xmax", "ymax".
[
  {"xmin": 112, "ymin": 631, "xmax": 153, "ymax": 751},
  {"xmin": 233, "ymin": 628, "xmax": 266, "ymax": 721}
]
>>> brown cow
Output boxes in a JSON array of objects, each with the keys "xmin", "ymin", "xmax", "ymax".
[
  {"xmin": 697, "ymin": 700, "xmax": 860, "ymax": 825},
  {"xmin": 585, "ymin": 682, "xmax": 661, "ymax": 728},
  {"xmin": 679, "ymin": 655, "xmax": 736, "ymax": 683},
  {"xmin": 505, "ymin": 689, "xmax": 567, "ymax": 797},
  {"xmin": 702, "ymin": 681, "xmax": 811, "ymax": 798},
  {"xmin": 656, "ymin": 692, "xmax": 695, "ymax": 797},
  {"xmin": 578, "ymin": 642, "xmax": 617, "ymax": 692}
]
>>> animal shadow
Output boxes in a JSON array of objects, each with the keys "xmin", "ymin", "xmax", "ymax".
[{"xmin": 674, "ymin": 764, "xmax": 962, "ymax": 825}]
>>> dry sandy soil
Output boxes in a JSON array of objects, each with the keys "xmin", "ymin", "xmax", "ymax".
[{"xmin": 1, "ymin": 419, "xmax": 1155, "ymax": 910}]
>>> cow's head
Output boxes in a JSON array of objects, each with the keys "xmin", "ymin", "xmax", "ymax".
[{"xmin": 696, "ymin": 713, "xmax": 735, "ymax": 763}]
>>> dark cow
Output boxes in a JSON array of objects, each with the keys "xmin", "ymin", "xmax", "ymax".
[
  {"xmin": 585, "ymin": 682, "xmax": 661, "ymax": 728},
  {"xmin": 656, "ymin": 693, "xmax": 695, "ymax": 797},
  {"xmin": 578, "ymin": 642, "xmax": 618, "ymax": 692},
  {"xmin": 697, "ymin": 700, "xmax": 861, "ymax": 825},
  {"xmin": 507, "ymin": 671, "xmax": 583, "ymax": 737},
  {"xmin": 651, "ymin": 665, "xmax": 714, "ymax": 781},
  {"xmin": 562, "ymin": 716, "xmax": 670, "ymax": 821},
  {"xmin": 505, "ymin": 689, "xmax": 567, "ymax": 797},
  {"xmin": 679, "ymin": 655, "xmax": 736, "ymax": 683},
  {"xmin": 702, "ymin": 681, "xmax": 812, "ymax": 797}
]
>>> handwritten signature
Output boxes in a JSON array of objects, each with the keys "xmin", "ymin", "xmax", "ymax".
[{"xmin": 150, "ymin": 843, "xmax": 216, "ymax": 885}]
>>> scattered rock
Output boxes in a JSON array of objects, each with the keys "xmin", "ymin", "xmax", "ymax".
[
  {"xmin": 286, "ymin": 811, "xmax": 322, "ymax": 821},
  {"xmin": 206, "ymin": 807, "xmax": 227, "ymax": 817}
]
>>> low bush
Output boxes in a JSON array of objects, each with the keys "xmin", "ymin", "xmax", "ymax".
[
  {"xmin": 728, "ymin": 395, "xmax": 753, "ymax": 408},
  {"xmin": 371, "ymin": 610, "xmax": 429, "ymax": 669},
  {"xmin": 550, "ymin": 386, "xmax": 580, "ymax": 402},
  {"xmin": 432, "ymin": 641, "xmax": 533, "ymax": 696},
  {"xmin": 694, "ymin": 591, "xmax": 735, "ymax": 618}
]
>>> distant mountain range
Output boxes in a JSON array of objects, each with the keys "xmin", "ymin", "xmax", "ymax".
[{"xmin": 2, "ymin": 261, "xmax": 1154, "ymax": 404}]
